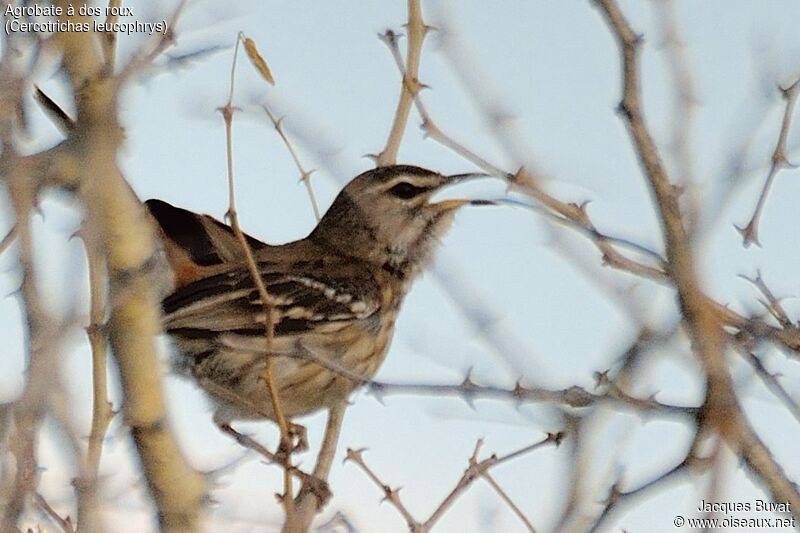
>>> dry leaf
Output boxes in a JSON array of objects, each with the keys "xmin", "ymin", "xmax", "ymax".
[{"xmin": 243, "ymin": 36, "xmax": 275, "ymax": 86}]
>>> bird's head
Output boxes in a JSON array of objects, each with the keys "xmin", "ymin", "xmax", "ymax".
[{"xmin": 311, "ymin": 165, "xmax": 490, "ymax": 278}]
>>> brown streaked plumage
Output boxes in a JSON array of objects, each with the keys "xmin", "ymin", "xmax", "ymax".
[{"xmin": 147, "ymin": 165, "xmax": 485, "ymax": 424}]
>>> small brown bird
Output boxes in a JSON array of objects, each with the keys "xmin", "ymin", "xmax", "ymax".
[{"xmin": 147, "ymin": 165, "xmax": 487, "ymax": 426}]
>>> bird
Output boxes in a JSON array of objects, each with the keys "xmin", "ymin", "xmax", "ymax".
[{"xmin": 146, "ymin": 164, "xmax": 490, "ymax": 428}]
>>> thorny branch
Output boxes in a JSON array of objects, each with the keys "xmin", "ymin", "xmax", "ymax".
[
  {"xmin": 737, "ymin": 76, "xmax": 800, "ymax": 247},
  {"xmin": 346, "ymin": 433, "xmax": 562, "ymax": 533},
  {"xmin": 55, "ymin": 1, "xmax": 205, "ymax": 530},
  {"xmin": 377, "ymin": 0, "xmax": 427, "ymax": 166},
  {"xmin": 220, "ymin": 32, "xmax": 296, "ymax": 518},
  {"xmin": 263, "ymin": 105, "xmax": 321, "ymax": 222}
]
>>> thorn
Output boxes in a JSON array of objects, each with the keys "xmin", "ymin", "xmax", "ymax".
[
  {"xmin": 461, "ymin": 368, "xmax": 477, "ymax": 391},
  {"xmin": 734, "ymin": 223, "xmax": 761, "ymax": 248},
  {"xmin": 344, "ymin": 447, "xmax": 366, "ymax": 464},
  {"xmin": 548, "ymin": 431, "xmax": 566, "ymax": 446},
  {"xmin": 296, "ymin": 169, "xmax": 316, "ymax": 184},
  {"xmin": 512, "ymin": 379, "xmax": 527, "ymax": 402},
  {"xmin": 616, "ymin": 100, "xmax": 633, "ymax": 120},
  {"xmin": 593, "ymin": 369, "xmax": 611, "ymax": 388}
]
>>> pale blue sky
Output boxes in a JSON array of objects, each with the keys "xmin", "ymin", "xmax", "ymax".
[{"xmin": 3, "ymin": 1, "xmax": 800, "ymax": 531}]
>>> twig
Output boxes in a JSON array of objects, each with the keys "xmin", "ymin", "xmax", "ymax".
[
  {"xmin": 738, "ymin": 271, "xmax": 792, "ymax": 329},
  {"xmin": 347, "ymin": 433, "xmax": 563, "ymax": 533},
  {"xmin": 35, "ymin": 492, "xmax": 75, "ymax": 533},
  {"xmin": 220, "ymin": 32, "xmax": 295, "ymax": 517},
  {"xmin": 75, "ymin": 224, "xmax": 114, "ymax": 532},
  {"xmin": 121, "ymin": 0, "xmax": 187, "ymax": 78},
  {"xmin": 216, "ymin": 423, "xmax": 330, "ymax": 504},
  {"xmin": 263, "ymin": 105, "xmax": 321, "ymax": 221},
  {"xmin": 0, "ymin": 223, "xmax": 16, "ymax": 255},
  {"xmin": 732, "ymin": 342, "xmax": 800, "ymax": 425},
  {"xmin": 480, "ymin": 472, "xmax": 536, "ymax": 533},
  {"xmin": 1, "ymin": 163, "xmax": 57, "ymax": 532},
  {"xmin": 100, "ymin": 0, "xmax": 121, "ymax": 71},
  {"xmin": 282, "ymin": 401, "xmax": 347, "ymax": 532},
  {"xmin": 587, "ymin": 453, "xmax": 710, "ymax": 532},
  {"xmin": 368, "ymin": 378, "xmax": 697, "ymax": 417},
  {"xmin": 345, "ymin": 448, "xmax": 422, "ymax": 531},
  {"xmin": 737, "ymin": 76, "xmax": 800, "ymax": 247},
  {"xmin": 377, "ymin": 0, "xmax": 427, "ymax": 165},
  {"xmin": 653, "ymin": 0, "xmax": 699, "ymax": 235}
]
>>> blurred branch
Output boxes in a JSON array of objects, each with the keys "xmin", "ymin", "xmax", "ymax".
[
  {"xmin": 35, "ymin": 492, "xmax": 75, "ymax": 533},
  {"xmin": 377, "ymin": 0, "xmax": 427, "ymax": 165},
  {"xmin": 121, "ymin": 0, "xmax": 186, "ymax": 77},
  {"xmin": 54, "ymin": 3, "xmax": 206, "ymax": 530},
  {"xmin": 0, "ymin": 165, "xmax": 62, "ymax": 532},
  {"xmin": 0, "ymin": 223, "xmax": 16, "ymax": 255},
  {"xmin": 653, "ymin": 0, "xmax": 699, "ymax": 234},
  {"xmin": 595, "ymin": 0, "xmax": 800, "ymax": 521},
  {"xmin": 75, "ymin": 225, "xmax": 114, "ymax": 532},
  {"xmin": 732, "ymin": 342, "xmax": 800, "ymax": 425},
  {"xmin": 388, "ymin": 5, "xmax": 800, "ymax": 359},
  {"xmin": 587, "ymin": 452, "xmax": 710, "ymax": 532},
  {"xmin": 100, "ymin": 0, "xmax": 121, "ymax": 71},
  {"xmin": 738, "ymin": 271, "xmax": 792, "ymax": 329},
  {"xmin": 737, "ymin": 76, "xmax": 800, "ymax": 247}
]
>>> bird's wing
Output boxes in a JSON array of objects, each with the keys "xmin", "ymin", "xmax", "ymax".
[
  {"xmin": 145, "ymin": 199, "xmax": 270, "ymax": 289},
  {"xmin": 161, "ymin": 262, "xmax": 381, "ymax": 338}
]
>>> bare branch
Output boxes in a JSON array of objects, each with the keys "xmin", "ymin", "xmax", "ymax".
[
  {"xmin": 35, "ymin": 492, "xmax": 75, "ymax": 533},
  {"xmin": 737, "ymin": 76, "xmax": 800, "ymax": 246},
  {"xmin": 588, "ymin": 453, "xmax": 710, "ymax": 532},
  {"xmin": 74, "ymin": 224, "xmax": 114, "ymax": 533},
  {"xmin": 220, "ymin": 32, "xmax": 295, "ymax": 516},
  {"xmin": 346, "ymin": 447, "xmax": 421, "ymax": 530},
  {"xmin": 282, "ymin": 402, "xmax": 347, "ymax": 532},
  {"xmin": 347, "ymin": 433, "xmax": 563, "ymax": 533},
  {"xmin": 54, "ymin": 3, "xmax": 206, "ymax": 529},
  {"xmin": 368, "ymin": 378, "xmax": 697, "ymax": 417},
  {"xmin": 377, "ymin": 0, "xmax": 427, "ymax": 165}
]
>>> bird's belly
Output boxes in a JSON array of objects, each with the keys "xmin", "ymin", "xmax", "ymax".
[{"xmin": 169, "ymin": 319, "xmax": 394, "ymax": 422}]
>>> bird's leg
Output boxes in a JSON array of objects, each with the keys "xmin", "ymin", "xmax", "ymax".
[
  {"xmin": 274, "ymin": 421, "xmax": 308, "ymax": 463},
  {"xmin": 216, "ymin": 421, "xmax": 326, "ymax": 501},
  {"xmin": 288, "ymin": 422, "xmax": 308, "ymax": 452}
]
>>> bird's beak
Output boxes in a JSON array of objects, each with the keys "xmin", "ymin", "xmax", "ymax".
[
  {"xmin": 434, "ymin": 198, "xmax": 472, "ymax": 211},
  {"xmin": 445, "ymin": 172, "xmax": 492, "ymax": 182},
  {"xmin": 431, "ymin": 172, "xmax": 496, "ymax": 210}
]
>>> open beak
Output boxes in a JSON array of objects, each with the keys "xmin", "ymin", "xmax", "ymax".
[{"xmin": 431, "ymin": 172, "xmax": 497, "ymax": 210}]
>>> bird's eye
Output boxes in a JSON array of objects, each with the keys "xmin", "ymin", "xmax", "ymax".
[{"xmin": 389, "ymin": 182, "xmax": 429, "ymax": 199}]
